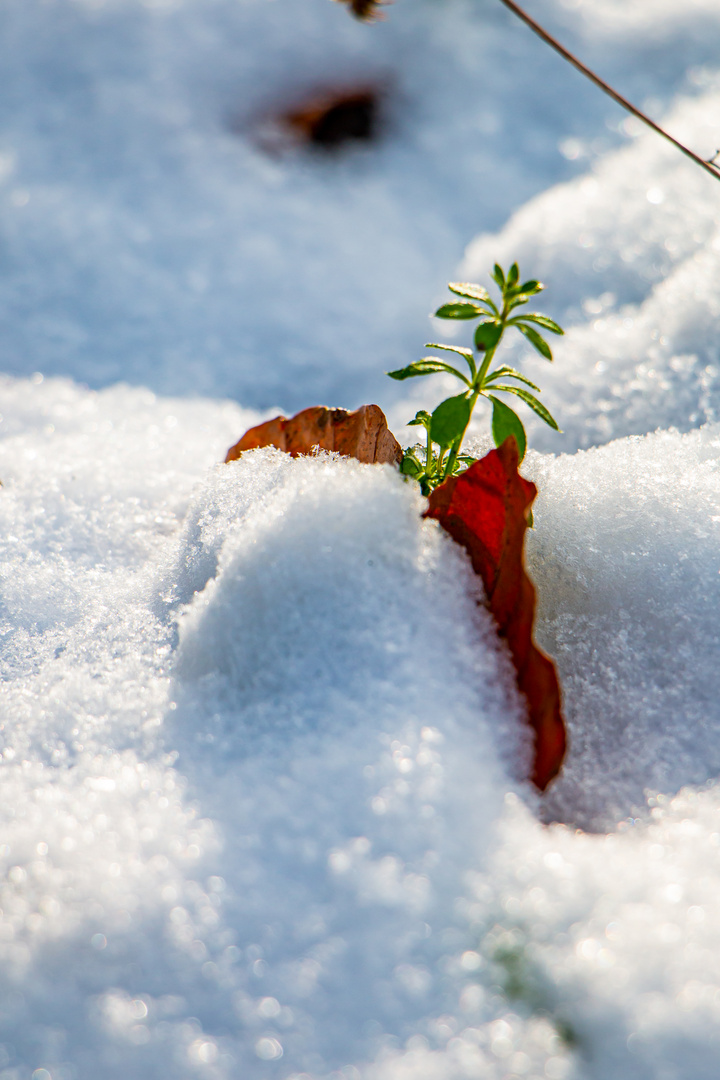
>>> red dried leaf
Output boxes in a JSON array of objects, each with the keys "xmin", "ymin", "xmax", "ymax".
[
  {"xmin": 225, "ymin": 404, "xmax": 402, "ymax": 466},
  {"xmin": 425, "ymin": 437, "xmax": 566, "ymax": 789}
]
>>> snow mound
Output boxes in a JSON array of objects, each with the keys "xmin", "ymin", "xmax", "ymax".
[
  {"xmin": 488, "ymin": 783, "xmax": 720, "ymax": 1080},
  {"xmin": 5, "ymin": 0, "xmax": 720, "ymax": 415},
  {"xmin": 3, "ymin": 376, "xmax": 720, "ymax": 1076},
  {"xmin": 172, "ymin": 449, "xmax": 525, "ymax": 757},
  {"xmin": 456, "ymin": 86, "xmax": 720, "ymax": 453},
  {"xmin": 522, "ymin": 425, "xmax": 720, "ymax": 829},
  {"xmin": 5, "ymin": 0, "xmax": 720, "ymax": 1074},
  {"xmin": 165, "ymin": 448, "xmax": 530, "ymax": 1071},
  {"xmin": 0, "ymin": 381, "xmax": 544, "ymax": 1078},
  {"xmin": 0, "ymin": 0, "xmax": 589, "ymax": 409}
]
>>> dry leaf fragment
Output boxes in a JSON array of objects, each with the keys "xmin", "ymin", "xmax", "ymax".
[
  {"xmin": 225, "ymin": 404, "xmax": 402, "ymax": 466},
  {"xmin": 333, "ymin": 0, "xmax": 388, "ymax": 22},
  {"xmin": 284, "ymin": 88, "xmax": 378, "ymax": 148},
  {"xmin": 425, "ymin": 437, "xmax": 566, "ymax": 789},
  {"xmin": 250, "ymin": 85, "xmax": 384, "ymax": 156}
]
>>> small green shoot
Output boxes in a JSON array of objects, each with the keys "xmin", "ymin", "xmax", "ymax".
[
  {"xmin": 486, "ymin": 926, "xmax": 579, "ymax": 1050},
  {"xmin": 388, "ymin": 263, "xmax": 563, "ymax": 495}
]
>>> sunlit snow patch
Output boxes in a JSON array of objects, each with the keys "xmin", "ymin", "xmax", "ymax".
[
  {"xmin": 2, "ymin": 377, "xmax": 720, "ymax": 1077},
  {"xmin": 166, "ymin": 448, "xmax": 531, "ymax": 1072},
  {"xmin": 484, "ymin": 782, "xmax": 720, "ymax": 1080},
  {"xmin": 455, "ymin": 85, "xmax": 720, "ymax": 453},
  {"xmin": 524, "ymin": 424, "xmax": 720, "ymax": 829}
]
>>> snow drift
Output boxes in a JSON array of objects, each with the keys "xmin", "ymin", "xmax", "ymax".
[{"xmin": 2, "ymin": 0, "xmax": 720, "ymax": 1076}]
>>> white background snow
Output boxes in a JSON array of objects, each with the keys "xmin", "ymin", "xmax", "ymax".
[{"xmin": 2, "ymin": 0, "xmax": 720, "ymax": 1077}]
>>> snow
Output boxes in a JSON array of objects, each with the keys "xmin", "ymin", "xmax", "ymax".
[
  {"xmin": 0, "ymin": 398, "xmax": 531, "ymax": 1077},
  {"xmin": 523, "ymin": 425, "xmax": 720, "ymax": 831},
  {"xmin": 459, "ymin": 84, "xmax": 720, "ymax": 452},
  {"xmin": 3, "ymin": 0, "xmax": 720, "ymax": 1076}
]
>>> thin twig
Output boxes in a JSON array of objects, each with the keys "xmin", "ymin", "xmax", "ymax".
[{"xmin": 497, "ymin": 0, "xmax": 720, "ymax": 184}]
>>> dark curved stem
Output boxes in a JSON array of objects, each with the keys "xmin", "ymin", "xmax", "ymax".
[{"xmin": 498, "ymin": 0, "xmax": 720, "ymax": 184}]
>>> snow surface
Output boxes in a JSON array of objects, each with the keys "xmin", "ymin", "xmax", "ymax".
[{"xmin": 3, "ymin": 0, "xmax": 720, "ymax": 1076}]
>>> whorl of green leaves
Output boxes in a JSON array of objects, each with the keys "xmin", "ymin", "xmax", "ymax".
[{"xmin": 387, "ymin": 263, "xmax": 562, "ymax": 495}]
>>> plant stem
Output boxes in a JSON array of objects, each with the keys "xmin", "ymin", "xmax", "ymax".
[
  {"xmin": 442, "ymin": 313, "xmax": 506, "ymax": 479},
  {"xmin": 443, "ymin": 292, "xmax": 511, "ymax": 480},
  {"xmin": 444, "ymin": 390, "xmax": 475, "ymax": 479},
  {"xmin": 497, "ymin": 0, "xmax": 720, "ymax": 184},
  {"xmin": 476, "ymin": 333, "xmax": 501, "ymax": 388}
]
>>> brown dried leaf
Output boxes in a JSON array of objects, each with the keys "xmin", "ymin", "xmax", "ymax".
[
  {"xmin": 333, "ymin": 0, "xmax": 387, "ymax": 22},
  {"xmin": 225, "ymin": 404, "xmax": 402, "ymax": 466},
  {"xmin": 425, "ymin": 437, "xmax": 566, "ymax": 790},
  {"xmin": 284, "ymin": 88, "xmax": 378, "ymax": 147}
]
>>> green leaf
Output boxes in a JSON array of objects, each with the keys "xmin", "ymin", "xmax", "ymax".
[
  {"xmin": 434, "ymin": 302, "xmax": 485, "ymax": 320},
  {"xmin": 425, "ymin": 342, "xmax": 476, "ymax": 377},
  {"xmin": 484, "ymin": 366, "xmax": 541, "ymax": 392},
  {"xmin": 516, "ymin": 323, "xmax": 554, "ymax": 361},
  {"xmin": 400, "ymin": 453, "xmax": 422, "ymax": 477},
  {"xmin": 506, "ymin": 286, "xmax": 545, "ymax": 310},
  {"xmin": 506, "ymin": 262, "xmax": 519, "ymax": 289},
  {"xmin": 445, "ymin": 289, "xmax": 499, "ymax": 316},
  {"xmin": 448, "ymin": 282, "xmax": 490, "ymax": 303},
  {"xmin": 513, "ymin": 313, "xmax": 564, "ymax": 335},
  {"xmin": 387, "ymin": 359, "xmax": 470, "ymax": 385},
  {"xmin": 506, "ymin": 297, "xmax": 532, "ymax": 312},
  {"xmin": 489, "ymin": 395, "xmax": 527, "ymax": 462},
  {"xmin": 424, "ymin": 342, "xmax": 474, "ymax": 362},
  {"xmin": 407, "ymin": 409, "xmax": 431, "ymax": 428},
  {"xmin": 491, "ymin": 386, "xmax": 560, "ymax": 430},
  {"xmin": 430, "ymin": 393, "xmax": 471, "ymax": 449},
  {"xmin": 474, "ymin": 321, "xmax": 503, "ymax": 353},
  {"xmin": 518, "ymin": 279, "xmax": 544, "ymax": 296},
  {"xmin": 492, "ymin": 263, "xmax": 506, "ymax": 290},
  {"xmin": 418, "ymin": 358, "xmax": 472, "ymax": 384}
]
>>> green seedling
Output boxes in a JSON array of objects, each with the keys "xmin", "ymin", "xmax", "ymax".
[
  {"xmin": 387, "ymin": 263, "xmax": 563, "ymax": 495},
  {"xmin": 486, "ymin": 926, "xmax": 580, "ymax": 1050}
]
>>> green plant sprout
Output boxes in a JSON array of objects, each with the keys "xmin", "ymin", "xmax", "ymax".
[
  {"xmin": 387, "ymin": 262, "xmax": 563, "ymax": 495},
  {"xmin": 489, "ymin": 930, "xmax": 579, "ymax": 1049}
]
